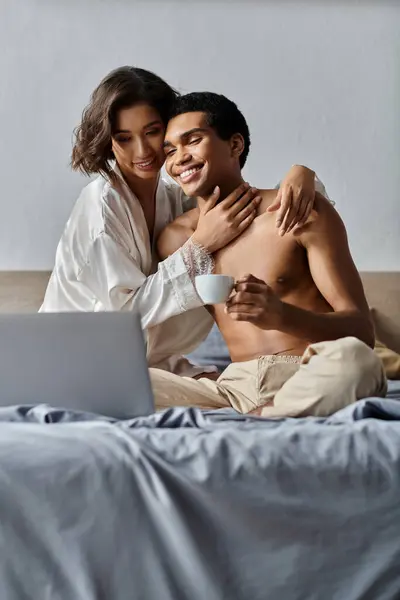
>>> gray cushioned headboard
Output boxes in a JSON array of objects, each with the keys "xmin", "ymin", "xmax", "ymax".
[{"xmin": 0, "ymin": 271, "xmax": 399, "ymax": 354}]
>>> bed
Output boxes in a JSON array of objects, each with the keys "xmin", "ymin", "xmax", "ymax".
[
  {"xmin": 0, "ymin": 271, "xmax": 399, "ymax": 599},
  {"xmin": 1, "ymin": 389, "xmax": 400, "ymax": 600}
]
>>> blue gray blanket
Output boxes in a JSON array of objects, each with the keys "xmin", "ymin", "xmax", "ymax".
[{"xmin": 1, "ymin": 382, "xmax": 400, "ymax": 600}]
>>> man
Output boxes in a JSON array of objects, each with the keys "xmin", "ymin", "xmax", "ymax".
[{"xmin": 151, "ymin": 92, "xmax": 386, "ymax": 418}]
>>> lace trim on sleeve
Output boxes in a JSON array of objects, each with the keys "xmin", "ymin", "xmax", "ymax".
[{"xmin": 180, "ymin": 236, "xmax": 214, "ymax": 281}]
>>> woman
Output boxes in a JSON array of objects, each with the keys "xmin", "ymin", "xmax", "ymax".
[{"xmin": 40, "ymin": 66, "xmax": 327, "ymax": 375}]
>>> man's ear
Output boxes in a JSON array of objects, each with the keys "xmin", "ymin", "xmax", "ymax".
[{"xmin": 230, "ymin": 133, "xmax": 245, "ymax": 161}]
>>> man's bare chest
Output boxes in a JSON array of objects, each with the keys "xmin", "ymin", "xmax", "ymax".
[{"xmin": 212, "ymin": 213, "xmax": 308, "ymax": 295}]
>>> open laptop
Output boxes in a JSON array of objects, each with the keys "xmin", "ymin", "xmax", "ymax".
[{"xmin": 0, "ymin": 312, "xmax": 154, "ymax": 419}]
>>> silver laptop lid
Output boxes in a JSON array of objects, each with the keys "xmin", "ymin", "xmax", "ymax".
[{"xmin": 0, "ymin": 312, "xmax": 154, "ymax": 419}]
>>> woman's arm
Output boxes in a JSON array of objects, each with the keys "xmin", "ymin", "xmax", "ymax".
[
  {"xmin": 78, "ymin": 232, "xmax": 212, "ymax": 329},
  {"xmin": 271, "ymin": 165, "xmax": 330, "ymax": 235},
  {"xmin": 176, "ymin": 165, "xmax": 330, "ymax": 237},
  {"xmin": 78, "ymin": 235, "xmax": 221, "ymax": 376}
]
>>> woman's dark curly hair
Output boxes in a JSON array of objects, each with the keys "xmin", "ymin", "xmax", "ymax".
[{"xmin": 71, "ymin": 66, "xmax": 178, "ymax": 179}]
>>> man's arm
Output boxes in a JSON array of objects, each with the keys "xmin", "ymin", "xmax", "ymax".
[
  {"xmin": 227, "ymin": 195, "xmax": 374, "ymax": 347},
  {"xmin": 279, "ymin": 195, "xmax": 374, "ymax": 346}
]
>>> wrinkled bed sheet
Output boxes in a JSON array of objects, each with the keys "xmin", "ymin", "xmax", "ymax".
[{"xmin": 0, "ymin": 382, "xmax": 400, "ymax": 600}]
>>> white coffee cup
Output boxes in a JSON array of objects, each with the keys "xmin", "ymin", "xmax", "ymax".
[{"xmin": 195, "ymin": 274, "xmax": 234, "ymax": 305}]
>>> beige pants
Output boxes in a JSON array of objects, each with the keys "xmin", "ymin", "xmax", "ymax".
[{"xmin": 150, "ymin": 337, "xmax": 387, "ymax": 418}]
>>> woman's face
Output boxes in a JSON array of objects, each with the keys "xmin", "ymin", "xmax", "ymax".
[{"xmin": 111, "ymin": 103, "xmax": 165, "ymax": 181}]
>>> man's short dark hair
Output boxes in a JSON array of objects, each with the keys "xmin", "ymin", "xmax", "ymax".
[{"xmin": 169, "ymin": 92, "xmax": 251, "ymax": 168}]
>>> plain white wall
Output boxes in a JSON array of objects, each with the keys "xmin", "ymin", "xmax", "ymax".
[{"xmin": 0, "ymin": 0, "xmax": 399, "ymax": 270}]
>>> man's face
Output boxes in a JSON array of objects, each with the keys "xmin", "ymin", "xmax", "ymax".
[{"xmin": 163, "ymin": 112, "xmax": 237, "ymax": 197}]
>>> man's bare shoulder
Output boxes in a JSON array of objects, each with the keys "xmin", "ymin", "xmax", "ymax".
[
  {"xmin": 157, "ymin": 207, "xmax": 199, "ymax": 259},
  {"xmin": 160, "ymin": 206, "xmax": 199, "ymax": 239},
  {"xmin": 296, "ymin": 192, "xmax": 346, "ymax": 246},
  {"xmin": 307, "ymin": 192, "xmax": 342, "ymax": 226},
  {"xmin": 163, "ymin": 206, "xmax": 199, "ymax": 231}
]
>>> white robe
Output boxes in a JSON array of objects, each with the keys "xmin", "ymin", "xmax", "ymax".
[
  {"xmin": 40, "ymin": 165, "xmax": 215, "ymax": 375},
  {"xmin": 41, "ymin": 165, "xmax": 329, "ymax": 375}
]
